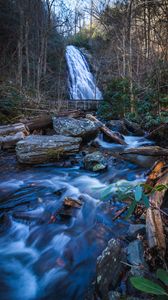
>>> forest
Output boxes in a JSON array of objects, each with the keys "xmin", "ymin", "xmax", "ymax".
[{"xmin": 0, "ymin": 0, "xmax": 168, "ymax": 300}]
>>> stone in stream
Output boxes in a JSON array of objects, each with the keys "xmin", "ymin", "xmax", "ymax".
[
  {"xmin": 83, "ymin": 151, "xmax": 108, "ymax": 171},
  {"xmin": 124, "ymin": 119, "xmax": 145, "ymax": 136},
  {"xmin": 126, "ymin": 240, "xmax": 148, "ymax": 296},
  {"xmin": 96, "ymin": 238, "xmax": 126, "ymax": 300},
  {"xmin": 53, "ymin": 117, "xmax": 100, "ymax": 142},
  {"xmin": 0, "ymin": 214, "xmax": 12, "ymax": 234},
  {"xmin": 16, "ymin": 135, "xmax": 81, "ymax": 164},
  {"xmin": 107, "ymin": 120, "xmax": 129, "ymax": 135}
]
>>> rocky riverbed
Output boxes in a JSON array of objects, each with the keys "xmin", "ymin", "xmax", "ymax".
[{"xmin": 0, "ymin": 115, "xmax": 166, "ymax": 300}]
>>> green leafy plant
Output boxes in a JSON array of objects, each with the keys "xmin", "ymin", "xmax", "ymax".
[
  {"xmin": 98, "ymin": 78, "xmax": 132, "ymax": 119},
  {"xmin": 98, "ymin": 182, "xmax": 168, "ymax": 219},
  {"xmin": 130, "ymin": 269, "xmax": 168, "ymax": 297}
]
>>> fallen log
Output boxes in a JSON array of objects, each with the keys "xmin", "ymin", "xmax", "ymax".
[
  {"xmin": 146, "ymin": 171, "xmax": 168, "ymax": 257},
  {"xmin": 0, "ymin": 123, "xmax": 28, "ymax": 149},
  {"xmin": 16, "ymin": 135, "xmax": 82, "ymax": 164},
  {"xmin": 120, "ymin": 146, "xmax": 168, "ymax": 156},
  {"xmin": 23, "ymin": 115, "xmax": 52, "ymax": 132},
  {"xmin": 0, "ymin": 132, "xmax": 25, "ymax": 149},
  {"xmin": 86, "ymin": 114, "xmax": 127, "ymax": 145},
  {"xmin": 0, "ymin": 123, "xmax": 27, "ymax": 136}
]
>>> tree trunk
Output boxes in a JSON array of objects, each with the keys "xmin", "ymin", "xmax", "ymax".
[
  {"xmin": 120, "ymin": 146, "xmax": 168, "ymax": 156},
  {"xmin": 86, "ymin": 114, "xmax": 127, "ymax": 145},
  {"xmin": 25, "ymin": 19, "xmax": 30, "ymax": 85}
]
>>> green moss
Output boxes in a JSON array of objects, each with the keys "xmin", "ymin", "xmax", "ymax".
[{"xmin": 47, "ymin": 148, "xmax": 64, "ymax": 160}]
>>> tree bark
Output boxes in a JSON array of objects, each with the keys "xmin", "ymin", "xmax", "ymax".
[{"xmin": 146, "ymin": 172, "xmax": 168, "ymax": 257}]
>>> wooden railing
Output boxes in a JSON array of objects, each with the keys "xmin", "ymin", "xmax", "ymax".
[{"xmin": 21, "ymin": 99, "xmax": 102, "ymax": 113}]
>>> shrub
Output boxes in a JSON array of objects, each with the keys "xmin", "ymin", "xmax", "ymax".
[{"xmin": 98, "ymin": 78, "xmax": 131, "ymax": 119}]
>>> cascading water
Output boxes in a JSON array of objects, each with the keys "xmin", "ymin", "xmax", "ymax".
[
  {"xmin": 0, "ymin": 134, "xmax": 155, "ymax": 300},
  {"xmin": 66, "ymin": 45, "xmax": 103, "ymax": 100}
]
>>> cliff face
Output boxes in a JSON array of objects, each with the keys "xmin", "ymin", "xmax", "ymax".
[{"xmin": 79, "ymin": 46, "xmax": 116, "ymax": 96}]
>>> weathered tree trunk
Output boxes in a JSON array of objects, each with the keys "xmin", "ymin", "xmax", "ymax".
[
  {"xmin": 0, "ymin": 123, "xmax": 27, "ymax": 136},
  {"xmin": 0, "ymin": 132, "xmax": 25, "ymax": 150},
  {"xmin": 146, "ymin": 172, "xmax": 168, "ymax": 257},
  {"xmin": 127, "ymin": 0, "xmax": 135, "ymax": 113},
  {"xmin": 25, "ymin": 19, "xmax": 30, "ymax": 85},
  {"xmin": 86, "ymin": 114, "xmax": 127, "ymax": 145},
  {"xmin": 16, "ymin": 135, "xmax": 82, "ymax": 164},
  {"xmin": 18, "ymin": 7, "xmax": 24, "ymax": 90},
  {"xmin": 120, "ymin": 146, "xmax": 168, "ymax": 156},
  {"xmin": 0, "ymin": 123, "xmax": 27, "ymax": 149},
  {"xmin": 24, "ymin": 115, "xmax": 52, "ymax": 132}
]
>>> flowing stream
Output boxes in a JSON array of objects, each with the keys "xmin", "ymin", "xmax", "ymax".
[
  {"xmin": 0, "ymin": 135, "xmax": 154, "ymax": 300},
  {"xmin": 66, "ymin": 45, "xmax": 102, "ymax": 100}
]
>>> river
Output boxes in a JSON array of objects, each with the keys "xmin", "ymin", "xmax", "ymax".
[{"xmin": 0, "ymin": 135, "xmax": 154, "ymax": 300}]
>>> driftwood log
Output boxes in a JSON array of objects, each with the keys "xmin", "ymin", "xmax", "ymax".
[
  {"xmin": 0, "ymin": 123, "xmax": 28, "ymax": 149},
  {"xmin": 23, "ymin": 115, "xmax": 52, "ymax": 132},
  {"xmin": 146, "ymin": 171, "xmax": 168, "ymax": 257},
  {"xmin": 86, "ymin": 114, "xmax": 127, "ymax": 145},
  {"xmin": 0, "ymin": 132, "xmax": 25, "ymax": 149},
  {"xmin": 120, "ymin": 146, "xmax": 168, "ymax": 156},
  {"xmin": 16, "ymin": 135, "xmax": 82, "ymax": 164},
  {"xmin": 0, "ymin": 123, "xmax": 27, "ymax": 136}
]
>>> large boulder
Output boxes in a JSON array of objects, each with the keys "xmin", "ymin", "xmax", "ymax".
[
  {"xmin": 83, "ymin": 151, "xmax": 108, "ymax": 171},
  {"xmin": 96, "ymin": 239, "xmax": 126, "ymax": 300},
  {"xmin": 124, "ymin": 119, "xmax": 145, "ymax": 136},
  {"xmin": 107, "ymin": 120, "xmax": 129, "ymax": 135},
  {"xmin": 53, "ymin": 117, "xmax": 100, "ymax": 142},
  {"xmin": 146, "ymin": 123, "xmax": 168, "ymax": 147},
  {"xmin": 16, "ymin": 135, "xmax": 81, "ymax": 164}
]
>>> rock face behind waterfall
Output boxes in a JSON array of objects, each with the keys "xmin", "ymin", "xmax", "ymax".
[
  {"xmin": 53, "ymin": 117, "xmax": 100, "ymax": 142},
  {"xmin": 66, "ymin": 45, "xmax": 102, "ymax": 100},
  {"xmin": 16, "ymin": 135, "xmax": 81, "ymax": 164}
]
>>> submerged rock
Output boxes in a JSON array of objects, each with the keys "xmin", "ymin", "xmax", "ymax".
[
  {"xmin": 16, "ymin": 135, "xmax": 81, "ymax": 164},
  {"xmin": 96, "ymin": 238, "xmax": 126, "ymax": 300},
  {"xmin": 83, "ymin": 151, "xmax": 107, "ymax": 171},
  {"xmin": 53, "ymin": 117, "xmax": 100, "ymax": 142}
]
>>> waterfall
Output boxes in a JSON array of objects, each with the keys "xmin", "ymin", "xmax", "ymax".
[{"xmin": 65, "ymin": 45, "xmax": 103, "ymax": 100}]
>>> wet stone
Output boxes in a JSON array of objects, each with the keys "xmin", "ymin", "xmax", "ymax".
[
  {"xmin": 83, "ymin": 151, "xmax": 108, "ymax": 171},
  {"xmin": 96, "ymin": 238, "xmax": 126, "ymax": 300},
  {"xmin": 53, "ymin": 117, "xmax": 100, "ymax": 142}
]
